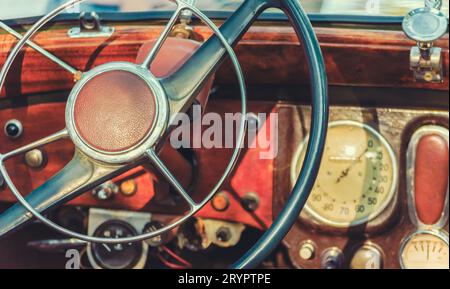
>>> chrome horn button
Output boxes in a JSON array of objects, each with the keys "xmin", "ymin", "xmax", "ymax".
[{"xmin": 66, "ymin": 62, "xmax": 169, "ymax": 164}]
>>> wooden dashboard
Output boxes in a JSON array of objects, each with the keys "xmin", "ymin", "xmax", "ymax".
[{"xmin": 0, "ymin": 19, "xmax": 448, "ymax": 268}]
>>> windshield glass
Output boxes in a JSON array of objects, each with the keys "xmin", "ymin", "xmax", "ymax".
[{"xmin": 1, "ymin": 0, "xmax": 449, "ymax": 20}]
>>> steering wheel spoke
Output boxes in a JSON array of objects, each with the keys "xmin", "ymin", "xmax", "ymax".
[
  {"xmin": 0, "ymin": 129, "xmax": 69, "ymax": 161},
  {"xmin": 0, "ymin": 21, "xmax": 82, "ymax": 80},
  {"xmin": 0, "ymin": 150, "xmax": 128, "ymax": 237},
  {"xmin": 146, "ymin": 149, "xmax": 199, "ymax": 210},
  {"xmin": 159, "ymin": 0, "xmax": 271, "ymax": 104},
  {"xmin": 140, "ymin": 5, "xmax": 184, "ymax": 69}
]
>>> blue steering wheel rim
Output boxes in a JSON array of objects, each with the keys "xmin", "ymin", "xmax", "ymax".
[{"xmin": 232, "ymin": 0, "xmax": 329, "ymax": 269}]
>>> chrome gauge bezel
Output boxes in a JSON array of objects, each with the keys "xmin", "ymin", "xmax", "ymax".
[
  {"xmin": 406, "ymin": 125, "xmax": 449, "ymax": 229},
  {"xmin": 290, "ymin": 120, "xmax": 399, "ymax": 228},
  {"xmin": 399, "ymin": 230, "xmax": 449, "ymax": 269}
]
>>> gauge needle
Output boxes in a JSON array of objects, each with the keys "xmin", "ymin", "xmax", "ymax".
[
  {"xmin": 335, "ymin": 148, "xmax": 369, "ymax": 184},
  {"xmin": 102, "ymin": 244, "xmax": 112, "ymax": 253}
]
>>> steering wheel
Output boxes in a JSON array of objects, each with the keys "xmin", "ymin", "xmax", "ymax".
[{"xmin": 0, "ymin": 0, "xmax": 328, "ymax": 269}]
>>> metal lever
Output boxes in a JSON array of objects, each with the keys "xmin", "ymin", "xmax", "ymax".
[
  {"xmin": 403, "ymin": 2, "xmax": 448, "ymax": 83},
  {"xmin": 425, "ymin": 0, "xmax": 443, "ymax": 10},
  {"xmin": 170, "ymin": 0, "xmax": 198, "ymax": 39}
]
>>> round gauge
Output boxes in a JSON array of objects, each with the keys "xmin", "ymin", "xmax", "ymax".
[
  {"xmin": 291, "ymin": 121, "xmax": 398, "ymax": 228},
  {"xmin": 400, "ymin": 231, "xmax": 449, "ymax": 269},
  {"xmin": 90, "ymin": 220, "xmax": 144, "ymax": 269}
]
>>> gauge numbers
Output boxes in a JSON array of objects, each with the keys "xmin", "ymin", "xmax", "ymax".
[
  {"xmin": 400, "ymin": 231, "xmax": 449, "ymax": 269},
  {"xmin": 291, "ymin": 121, "xmax": 398, "ymax": 228}
]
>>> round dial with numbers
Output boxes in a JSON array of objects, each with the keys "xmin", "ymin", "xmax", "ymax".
[
  {"xmin": 291, "ymin": 121, "xmax": 398, "ymax": 228},
  {"xmin": 91, "ymin": 220, "xmax": 144, "ymax": 269},
  {"xmin": 400, "ymin": 231, "xmax": 449, "ymax": 269}
]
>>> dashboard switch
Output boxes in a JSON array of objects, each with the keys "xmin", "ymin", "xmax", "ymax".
[
  {"xmin": 24, "ymin": 149, "xmax": 46, "ymax": 169},
  {"xmin": 321, "ymin": 248, "xmax": 344, "ymax": 269},
  {"xmin": 414, "ymin": 133, "xmax": 449, "ymax": 225},
  {"xmin": 350, "ymin": 243, "xmax": 383, "ymax": 269},
  {"xmin": 299, "ymin": 241, "xmax": 316, "ymax": 260},
  {"xmin": 92, "ymin": 181, "xmax": 119, "ymax": 201},
  {"xmin": 4, "ymin": 119, "xmax": 23, "ymax": 139}
]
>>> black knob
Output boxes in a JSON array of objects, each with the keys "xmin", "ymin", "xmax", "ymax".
[
  {"xmin": 216, "ymin": 227, "xmax": 232, "ymax": 243},
  {"xmin": 4, "ymin": 120, "xmax": 23, "ymax": 139}
]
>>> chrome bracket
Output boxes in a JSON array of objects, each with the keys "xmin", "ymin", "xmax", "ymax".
[
  {"xmin": 410, "ymin": 44, "xmax": 443, "ymax": 83},
  {"xmin": 68, "ymin": 12, "xmax": 114, "ymax": 39},
  {"xmin": 403, "ymin": 4, "xmax": 448, "ymax": 83}
]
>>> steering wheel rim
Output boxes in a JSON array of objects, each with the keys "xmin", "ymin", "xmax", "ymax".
[
  {"xmin": 0, "ymin": 0, "xmax": 247, "ymax": 244},
  {"xmin": 0, "ymin": 0, "xmax": 328, "ymax": 269},
  {"xmin": 232, "ymin": 0, "xmax": 328, "ymax": 268}
]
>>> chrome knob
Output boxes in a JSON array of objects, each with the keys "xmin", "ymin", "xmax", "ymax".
[
  {"xmin": 92, "ymin": 181, "xmax": 119, "ymax": 201},
  {"xmin": 350, "ymin": 244, "xmax": 383, "ymax": 269},
  {"xmin": 321, "ymin": 248, "xmax": 344, "ymax": 269},
  {"xmin": 25, "ymin": 149, "xmax": 46, "ymax": 169},
  {"xmin": 403, "ymin": 7, "xmax": 448, "ymax": 44}
]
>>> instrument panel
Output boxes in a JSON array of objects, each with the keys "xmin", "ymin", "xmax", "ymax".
[
  {"xmin": 0, "ymin": 100, "xmax": 448, "ymax": 269},
  {"xmin": 275, "ymin": 104, "xmax": 449, "ymax": 269}
]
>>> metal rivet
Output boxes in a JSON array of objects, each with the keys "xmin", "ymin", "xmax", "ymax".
[{"xmin": 120, "ymin": 179, "xmax": 137, "ymax": 197}]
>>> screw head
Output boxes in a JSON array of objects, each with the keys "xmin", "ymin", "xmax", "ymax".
[{"xmin": 241, "ymin": 192, "xmax": 260, "ymax": 212}]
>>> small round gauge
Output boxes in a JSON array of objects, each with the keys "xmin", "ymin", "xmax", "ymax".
[
  {"xmin": 90, "ymin": 220, "xmax": 144, "ymax": 269},
  {"xmin": 400, "ymin": 231, "xmax": 449, "ymax": 269},
  {"xmin": 291, "ymin": 120, "xmax": 398, "ymax": 228}
]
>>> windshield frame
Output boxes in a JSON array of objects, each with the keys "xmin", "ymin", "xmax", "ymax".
[{"xmin": 1, "ymin": 11, "xmax": 408, "ymax": 27}]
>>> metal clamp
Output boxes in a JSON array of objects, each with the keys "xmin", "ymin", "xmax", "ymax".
[
  {"xmin": 410, "ymin": 44, "xmax": 443, "ymax": 83},
  {"xmin": 68, "ymin": 12, "xmax": 114, "ymax": 39}
]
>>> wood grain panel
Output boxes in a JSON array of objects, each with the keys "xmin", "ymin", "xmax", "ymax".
[{"xmin": 0, "ymin": 24, "xmax": 448, "ymax": 99}]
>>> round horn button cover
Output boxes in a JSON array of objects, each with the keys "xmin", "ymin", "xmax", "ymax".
[{"xmin": 73, "ymin": 70, "xmax": 157, "ymax": 153}]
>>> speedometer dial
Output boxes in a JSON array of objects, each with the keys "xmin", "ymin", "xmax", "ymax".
[{"xmin": 291, "ymin": 121, "xmax": 398, "ymax": 228}]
